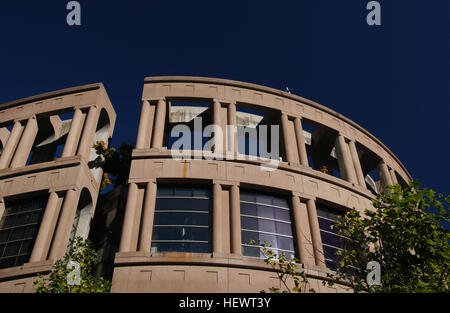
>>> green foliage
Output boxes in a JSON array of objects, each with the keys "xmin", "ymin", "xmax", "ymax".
[
  {"xmin": 34, "ymin": 237, "xmax": 111, "ymax": 293},
  {"xmin": 325, "ymin": 180, "xmax": 450, "ymax": 293},
  {"xmin": 93, "ymin": 141, "xmax": 134, "ymax": 189},
  {"xmin": 250, "ymin": 240, "xmax": 314, "ymax": 293}
]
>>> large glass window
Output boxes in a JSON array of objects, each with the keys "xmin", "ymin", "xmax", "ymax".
[
  {"xmin": 240, "ymin": 191, "xmax": 295, "ymax": 259},
  {"xmin": 317, "ymin": 204, "xmax": 350, "ymax": 271},
  {"xmin": 0, "ymin": 197, "xmax": 46, "ymax": 269},
  {"xmin": 151, "ymin": 186, "xmax": 211, "ymax": 253}
]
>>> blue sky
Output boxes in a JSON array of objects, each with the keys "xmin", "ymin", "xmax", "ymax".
[{"xmin": 0, "ymin": 1, "xmax": 449, "ymax": 195}]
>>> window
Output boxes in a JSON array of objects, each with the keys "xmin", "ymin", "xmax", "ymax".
[
  {"xmin": 240, "ymin": 191, "xmax": 295, "ymax": 260},
  {"xmin": 0, "ymin": 197, "xmax": 46, "ymax": 269},
  {"xmin": 151, "ymin": 186, "xmax": 211, "ymax": 253},
  {"xmin": 316, "ymin": 204, "xmax": 350, "ymax": 271}
]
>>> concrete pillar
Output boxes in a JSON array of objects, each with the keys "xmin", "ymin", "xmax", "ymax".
[
  {"xmin": 377, "ymin": 160, "xmax": 393, "ymax": 191},
  {"xmin": 281, "ymin": 113, "xmax": 294, "ymax": 163},
  {"xmin": 0, "ymin": 121, "xmax": 23, "ymax": 169},
  {"xmin": 138, "ymin": 180, "xmax": 157, "ymax": 252},
  {"xmin": 291, "ymin": 196, "xmax": 308, "ymax": 264},
  {"xmin": 10, "ymin": 117, "xmax": 38, "ymax": 168},
  {"xmin": 77, "ymin": 106, "xmax": 99, "ymax": 160},
  {"xmin": 136, "ymin": 100, "xmax": 151, "ymax": 149},
  {"xmin": 293, "ymin": 117, "xmax": 309, "ymax": 167},
  {"xmin": 29, "ymin": 192, "xmax": 61, "ymax": 262},
  {"xmin": 227, "ymin": 102, "xmax": 238, "ymax": 156},
  {"xmin": 390, "ymin": 169, "xmax": 398, "ymax": 184},
  {"xmin": 61, "ymin": 109, "xmax": 83, "ymax": 157},
  {"xmin": 151, "ymin": 99, "xmax": 166, "ymax": 148},
  {"xmin": 48, "ymin": 189, "xmax": 79, "ymax": 261},
  {"xmin": 348, "ymin": 140, "xmax": 366, "ymax": 188},
  {"xmin": 212, "ymin": 183, "xmax": 223, "ymax": 253},
  {"xmin": 306, "ymin": 199, "xmax": 326, "ymax": 268},
  {"xmin": 334, "ymin": 134, "xmax": 357, "ymax": 184},
  {"xmin": 119, "ymin": 183, "xmax": 139, "ymax": 252},
  {"xmin": 212, "ymin": 100, "xmax": 222, "ymax": 155},
  {"xmin": 229, "ymin": 184, "xmax": 241, "ymax": 255}
]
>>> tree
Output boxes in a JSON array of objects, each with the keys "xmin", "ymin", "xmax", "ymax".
[
  {"xmin": 325, "ymin": 180, "xmax": 449, "ymax": 292},
  {"xmin": 93, "ymin": 141, "xmax": 134, "ymax": 189},
  {"xmin": 250, "ymin": 240, "xmax": 314, "ymax": 293},
  {"xmin": 34, "ymin": 237, "xmax": 111, "ymax": 293}
]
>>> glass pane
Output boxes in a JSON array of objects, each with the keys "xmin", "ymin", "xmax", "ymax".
[
  {"xmin": 157, "ymin": 188, "xmax": 173, "ymax": 197},
  {"xmin": 241, "ymin": 216, "xmax": 258, "ymax": 231},
  {"xmin": 241, "ymin": 231, "xmax": 259, "ymax": 245},
  {"xmin": 3, "ymin": 216, "xmax": 16, "ymax": 228},
  {"xmin": 4, "ymin": 242, "xmax": 21, "ymax": 257},
  {"xmin": 274, "ymin": 208, "xmax": 290, "ymax": 222},
  {"xmin": 259, "ymin": 219, "xmax": 276, "ymax": 233},
  {"xmin": 0, "ymin": 230, "xmax": 10, "ymax": 243},
  {"xmin": 154, "ymin": 212, "xmax": 209, "ymax": 226},
  {"xmin": 242, "ymin": 245, "xmax": 261, "ymax": 258},
  {"xmin": 257, "ymin": 204, "xmax": 275, "ymax": 219},
  {"xmin": 275, "ymin": 222, "xmax": 292, "ymax": 236},
  {"xmin": 240, "ymin": 192, "xmax": 255, "ymax": 203},
  {"xmin": 8, "ymin": 227, "xmax": 25, "ymax": 241},
  {"xmin": 272, "ymin": 197, "xmax": 289, "ymax": 208},
  {"xmin": 277, "ymin": 236, "xmax": 294, "ymax": 251},
  {"xmin": 240, "ymin": 202, "xmax": 257, "ymax": 216},
  {"xmin": 255, "ymin": 193, "xmax": 272, "ymax": 205}
]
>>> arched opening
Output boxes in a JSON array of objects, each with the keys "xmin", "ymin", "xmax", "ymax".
[
  {"xmin": 88, "ymin": 109, "xmax": 111, "ymax": 182},
  {"xmin": 67, "ymin": 188, "xmax": 93, "ymax": 252}
]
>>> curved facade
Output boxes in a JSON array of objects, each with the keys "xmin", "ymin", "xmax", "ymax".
[
  {"xmin": 111, "ymin": 77, "xmax": 411, "ymax": 293},
  {"xmin": 0, "ymin": 84, "xmax": 116, "ymax": 292}
]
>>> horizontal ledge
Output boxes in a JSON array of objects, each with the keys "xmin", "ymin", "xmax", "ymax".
[
  {"xmin": 0, "ymin": 156, "xmax": 83, "ymax": 180},
  {"xmin": 114, "ymin": 251, "xmax": 333, "ymax": 279},
  {"xmin": 129, "ymin": 150, "xmax": 376, "ymax": 202}
]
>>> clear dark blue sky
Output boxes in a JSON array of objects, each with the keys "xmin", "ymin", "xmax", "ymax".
[{"xmin": 0, "ymin": 1, "xmax": 449, "ymax": 194}]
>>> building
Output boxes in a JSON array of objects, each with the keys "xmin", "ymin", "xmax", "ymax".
[
  {"xmin": 0, "ymin": 83, "xmax": 115, "ymax": 292},
  {"xmin": 0, "ymin": 77, "xmax": 411, "ymax": 293},
  {"xmin": 110, "ymin": 76, "xmax": 410, "ymax": 293}
]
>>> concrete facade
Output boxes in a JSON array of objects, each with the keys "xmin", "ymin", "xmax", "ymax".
[
  {"xmin": 0, "ymin": 83, "xmax": 116, "ymax": 292},
  {"xmin": 111, "ymin": 76, "xmax": 411, "ymax": 293},
  {"xmin": 0, "ymin": 77, "xmax": 411, "ymax": 293}
]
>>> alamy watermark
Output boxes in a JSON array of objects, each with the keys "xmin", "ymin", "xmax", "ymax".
[
  {"xmin": 66, "ymin": 1, "xmax": 81, "ymax": 26},
  {"xmin": 367, "ymin": 1, "xmax": 381, "ymax": 26}
]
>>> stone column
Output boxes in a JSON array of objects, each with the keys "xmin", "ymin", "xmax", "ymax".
[
  {"xmin": 293, "ymin": 117, "xmax": 309, "ymax": 167},
  {"xmin": 229, "ymin": 184, "xmax": 241, "ymax": 255},
  {"xmin": 77, "ymin": 106, "xmax": 99, "ymax": 160},
  {"xmin": 334, "ymin": 134, "xmax": 357, "ymax": 184},
  {"xmin": 29, "ymin": 192, "xmax": 61, "ymax": 262},
  {"xmin": 306, "ymin": 199, "xmax": 326, "ymax": 268},
  {"xmin": 0, "ymin": 121, "xmax": 23, "ymax": 169},
  {"xmin": 48, "ymin": 189, "xmax": 79, "ymax": 261},
  {"xmin": 281, "ymin": 112, "xmax": 294, "ymax": 163},
  {"xmin": 212, "ymin": 182, "xmax": 223, "ymax": 253},
  {"xmin": 227, "ymin": 102, "xmax": 238, "ymax": 156},
  {"xmin": 390, "ymin": 169, "xmax": 398, "ymax": 184},
  {"xmin": 136, "ymin": 100, "xmax": 151, "ymax": 149},
  {"xmin": 119, "ymin": 183, "xmax": 139, "ymax": 252},
  {"xmin": 348, "ymin": 140, "xmax": 366, "ymax": 187},
  {"xmin": 291, "ymin": 195, "xmax": 308, "ymax": 264},
  {"xmin": 138, "ymin": 180, "xmax": 157, "ymax": 253},
  {"xmin": 10, "ymin": 117, "xmax": 38, "ymax": 168},
  {"xmin": 151, "ymin": 99, "xmax": 166, "ymax": 149},
  {"xmin": 212, "ymin": 100, "xmax": 222, "ymax": 155},
  {"xmin": 377, "ymin": 160, "xmax": 393, "ymax": 191},
  {"xmin": 61, "ymin": 108, "xmax": 83, "ymax": 157}
]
